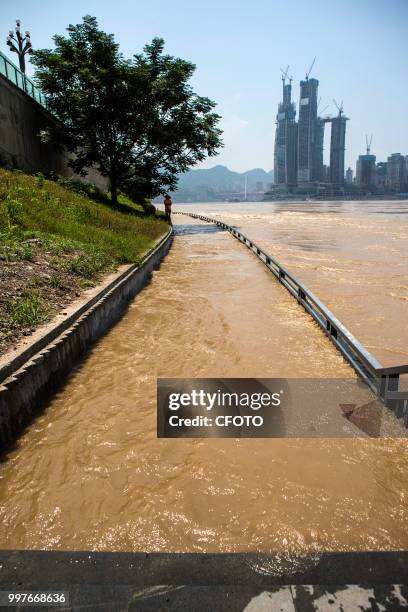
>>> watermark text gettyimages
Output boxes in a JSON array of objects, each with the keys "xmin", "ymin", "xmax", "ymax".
[{"xmin": 157, "ymin": 378, "xmax": 407, "ymax": 438}]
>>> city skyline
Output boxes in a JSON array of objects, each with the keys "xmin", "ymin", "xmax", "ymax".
[
  {"xmin": 273, "ymin": 71, "xmax": 350, "ymax": 190},
  {"xmin": 2, "ymin": 0, "xmax": 407, "ymax": 173}
]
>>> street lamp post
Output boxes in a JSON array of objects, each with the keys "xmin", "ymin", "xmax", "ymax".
[{"xmin": 6, "ymin": 19, "xmax": 33, "ymax": 74}]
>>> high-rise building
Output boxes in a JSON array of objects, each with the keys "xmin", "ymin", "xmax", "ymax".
[
  {"xmin": 273, "ymin": 70, "xmax": 350, "ymax": 188},
  {"xmin": 374, "ymin": 162, "xmax": 387, "ymax": 188},
  {"xmin": 356, "ymin": 154, "xmax": 376, "ymax": 187},
  {"xmin": 345, "ymin": 167, "xmax": 353, "ymax": 184},
  {"xmin": 297, "ymin": 78, "xmax": 319, "ymax": 183},
  {"xmin": 315, "ymin": 118, "xmax": 325, "ymax": 182},
  {"xmin": 329, "ymin": 114, "xmax": 348, "ymax": 185},
  {"xmin": 356, "ymin": 136, "xmax": 376, "ymax": 188},
  {"xmin": 386, "ymin": 153, "xmax": 407, "ymax": 191},
  {"xmin": 323, "ymin": 164, "xmax": 330, "ymax": 182},
  {"xmin": 274, "ymin": 77, "xmax": 298, "ymax": 186}
]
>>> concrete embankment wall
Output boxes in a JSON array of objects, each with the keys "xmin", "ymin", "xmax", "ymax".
[
  {"xmin": 0, "ymin": 74, "xmax": 107, "ymax": 190},
  {"xmin": 0, "ymin": 229, "xmax": 173, "ymax": 449}
]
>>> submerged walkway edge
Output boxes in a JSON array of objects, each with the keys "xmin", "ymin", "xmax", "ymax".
[
  {"xmin": 176, "ymin": 211, "xmax": 408, "ymax": 425},
  {"xmin": 0, "ymin": 228, "xmax": 173, "ymax": 450}
]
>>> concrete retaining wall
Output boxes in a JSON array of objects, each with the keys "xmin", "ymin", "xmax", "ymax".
[
  {"xmin": 0, "ymin": 229, "xmax": 173, "ymax": 449},
  {"xmin": 0, "ymin": 74, "xmax": 107, "ymax": 190}
]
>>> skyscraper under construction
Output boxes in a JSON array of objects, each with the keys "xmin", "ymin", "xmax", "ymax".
[
  {"xmin": 329, "ymin": 112, "xmax": 348, "ymax": 185},
  {"xmin": 273, "ymin": 72, "xmax": 297, "ymax": 186},
  {"xmin": 273, "ymin": 65, "xmax": 349, "ymax": 190},
  {"xmin": 297, "ymin": 77, "xmax": 321, "ymax": 183}
]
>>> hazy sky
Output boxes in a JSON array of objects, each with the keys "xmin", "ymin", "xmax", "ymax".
[{"xmin": 3, "ymin": 0, "xmax": 407, "ymax": 172}]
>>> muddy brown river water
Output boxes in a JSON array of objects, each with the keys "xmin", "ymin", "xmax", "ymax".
[{"xmin": 0, "ymin": 202, "xmax": 407, "ymax": 553}]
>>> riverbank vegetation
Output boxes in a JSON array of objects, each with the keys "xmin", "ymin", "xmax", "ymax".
[
  {"xmin": 0, "ymin": 168, "xmax": 168, "ymax": 356},
  {"xmin": 0, "ymin": 16, "xmax": 223, "ymax": 356},
  {"xmin": 32, "ymin": 15, "xmax": 223, "ymax": 205}
]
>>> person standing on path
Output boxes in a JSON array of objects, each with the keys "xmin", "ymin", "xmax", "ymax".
[{"xmin": 164, "ymin": 194, "xmax": 173, "ymax": 224}]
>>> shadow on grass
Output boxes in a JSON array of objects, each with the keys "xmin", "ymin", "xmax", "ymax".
[{"xmin": 51, "ymin": 174, "xmax": 166, "ymax": 221}]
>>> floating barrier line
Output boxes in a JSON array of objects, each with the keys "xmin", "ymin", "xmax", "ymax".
[{"xmin": 175, "ymin": 211, "xmax": 408, "ymax": 425}]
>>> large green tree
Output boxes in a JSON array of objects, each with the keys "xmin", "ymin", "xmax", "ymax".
[{"xmin": 32, "ymin": 15, "xmax": 222, "ymax": 204}]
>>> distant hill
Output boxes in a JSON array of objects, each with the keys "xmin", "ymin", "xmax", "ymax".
[{"xmin": 158, "ymin": 165, "xmax": 274, "ymax": 202}]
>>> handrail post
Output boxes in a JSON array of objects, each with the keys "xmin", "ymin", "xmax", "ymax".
[
  {"xmin": 326, "ymin": 320, "xmax": 338, "ymax": 339},
  {"xmin": 380, "ymin": 373, "xmax": 401, "ymax": 413}
]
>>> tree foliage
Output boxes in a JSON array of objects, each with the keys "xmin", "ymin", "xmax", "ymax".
[{"xmin": 32, "ymin": 16, "xmax": 223, "ymax": 203}]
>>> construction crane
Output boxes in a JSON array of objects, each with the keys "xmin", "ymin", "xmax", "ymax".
[
  {"xmin": 305, "ymin": 57, "xmax": 316, "ymax": 80},
  {"xmin": 333, "ymin": 99, "xmax": 344, "ymax": 116},
  {"xmin": 366, "ymin": 134, "xmax": 373, "ymax": 155},
  {"xmin": 317, "ymin": 97, "xmax": 329, "ymax": 115},
  {"xmin": 280, "ymin": 65, "xmax": 292, "ymax": 84}
]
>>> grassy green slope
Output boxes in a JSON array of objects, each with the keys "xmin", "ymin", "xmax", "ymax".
[
  {"xmin": 0, "ymin": 169, "xmax": 168, "ymax": 264},
  {"xmin": 0, "ymin": 169, "xmax": 169, "ymax": 355}
]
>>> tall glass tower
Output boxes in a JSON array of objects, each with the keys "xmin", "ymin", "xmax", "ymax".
[
  {"xmin": 297, "ymin": 78, "xmax": 320, "ymax": 183},
  {"xmin": 274, "ymin": 77, "xmax": 298, "ymax": 187},
  {"xmin": 329, "ymin": 115, "xmax": 348, "ymax": 185}
]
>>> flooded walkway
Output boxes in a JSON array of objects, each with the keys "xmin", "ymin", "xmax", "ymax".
[
  {"xmin": 0, "ymin": 215, "xmax": 408, "ymax": 553},
  {"xmin": 180, "ymin": 200, "xmax": 408, "ymax": 367}
]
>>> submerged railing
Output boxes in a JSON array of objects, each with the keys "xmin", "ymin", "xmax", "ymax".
[
  {"xmin": 176, "ymin": 211, "xmax": 408, "ymax": 425},
  {"xmin": 0, "ymin": 50, "xmax": 47, "ymax": 108}
]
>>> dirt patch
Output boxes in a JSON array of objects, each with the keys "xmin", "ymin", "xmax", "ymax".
[{"xmin": 0, "ymin": 235, "xmax": 112, "ymax": 357}]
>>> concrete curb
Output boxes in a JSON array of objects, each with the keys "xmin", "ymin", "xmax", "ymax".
[
  {"xmin": 0, "ymin": 551, "xmax": 407, "ymax": 610},
  {"xmin": 0, "ymin": 228, "xmax": 173, "ymax": 449}
]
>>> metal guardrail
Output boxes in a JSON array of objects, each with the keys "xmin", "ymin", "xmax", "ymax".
[
  {"xmin": 176, "ymin": 211, "xmax": 408, "ymax": 425},
  {"xmin": 0, "ymin": 50, "xmax": 47, "ymax": 108}
]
